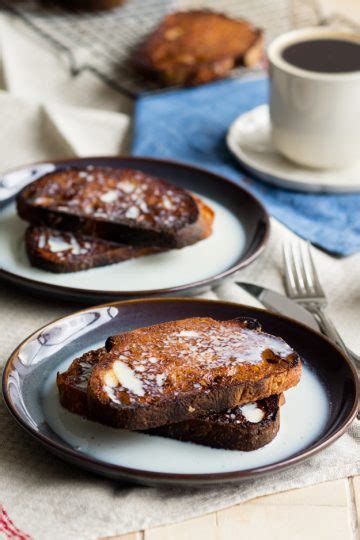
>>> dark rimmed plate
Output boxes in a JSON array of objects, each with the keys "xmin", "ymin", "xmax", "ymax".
[
  {"xmin": 2, "ymin": 298, "xmax": 358, "ymax": 487},
  {"xmin": 0, "ymin": 156, "xmax": 269, "ymax": 303}
]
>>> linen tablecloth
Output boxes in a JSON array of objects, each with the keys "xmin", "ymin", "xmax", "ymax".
[{"xmin": 0, "ymin": 14, "xmax": 358, "ymax": 540}]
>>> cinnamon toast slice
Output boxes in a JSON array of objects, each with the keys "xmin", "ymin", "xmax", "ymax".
[
  {"xmin": 17, "ymin": 167, "xmax": 207, "ymax": 249},
  {"xmin": 25, "ymin": 226, "xmax": 163, "ymax": 273},
  {"xmin": 88, "ymin": 317, "xmax": 301, "ymax": 430},
  {"xmin": 133, "ymin": 10, "xmax": 263, "ymax": 87},
  {"xmin": 57, "ymin": 348, "xmax": 283, "ymax": 451},
  {"xmin": 149, "ymin": 394, "xmax": 284, "ymax": 451},
  {"xmin": 24, "ymin": 195, "xmax": 213, "ymax": 272}
]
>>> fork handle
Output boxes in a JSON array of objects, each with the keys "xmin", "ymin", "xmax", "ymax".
[{"xmin": 312, "ymin": 307, "xmax": 360, "ymax": 370}]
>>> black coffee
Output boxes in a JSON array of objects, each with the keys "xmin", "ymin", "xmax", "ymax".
[{"xmin": 282, "ymin": 38, "xmax": 360, "ymax": 73}]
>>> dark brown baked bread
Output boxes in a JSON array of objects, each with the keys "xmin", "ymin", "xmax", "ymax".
[
  {"xmin": 149, "ymin": 394, "xmax": 284, "ymax": 451},
  {"xmin": 17, "ymin": 167, "xmax": 206, "ymax": 249},
  {"xmin": 87, "ymin": 317, "xmax": 301, "ymax": 430},
  {"xmin": 25, "ymin": 226, "xmax": 163, "ymax": 273},
  {"xmin": 57, "ymin": 0, "xmax": 124, "ymax": 10},
  {"xmin": 133, "ymin": 10, "xmax": 264, "ymax": 87},
  {"xmin": 57, "ymin": 348, "xmax": 283, "ymax": 451},
  {"xmin": 23, "ymin": 194, "xmax": 213, "ymax": 272},
  {"xmin": 57, "ymin": 349, "xmax": 106, "ymax": 415}
]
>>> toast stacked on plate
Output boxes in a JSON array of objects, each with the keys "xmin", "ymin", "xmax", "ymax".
[
  {"xmin": 16, "ymin": 167, "xmax": 214, "ymax": 273},
  {"xmin": 133, "ymin": 10, "xmax": 264, "ymax": 87},
  {"xmin": 57, "ymin": 317, "xmax": 301, "ymax": 451}
]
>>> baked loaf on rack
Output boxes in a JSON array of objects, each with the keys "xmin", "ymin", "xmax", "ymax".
[{"xmin": 133, "ymin": 10, "xmax": 264, "ymax": 87}]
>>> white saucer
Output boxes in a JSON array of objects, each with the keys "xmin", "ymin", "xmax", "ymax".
[{"xmin": 227, "ymin": 105, "xmax": 360, "ymax": 193}]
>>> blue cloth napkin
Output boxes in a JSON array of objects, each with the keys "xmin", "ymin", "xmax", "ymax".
[{"xmin": 132, "ymin": 77, "xmax": 360, "ymax": 256}]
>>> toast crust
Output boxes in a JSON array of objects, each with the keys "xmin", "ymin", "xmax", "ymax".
[
  {"xmin": 133, "ymin": 10, "xmax": 264, "ymax": 87},
  {"xmin": 149, "ymin": 394, "xmax": 282, "ymax": 451},
  {"xmin": 57, "ymin": 349, "xmax": 282, "ymax": 450},
  {"xmin": 57, "ymin": 349, "xmax": 106, "ymax": 415},
  {"xmin": 25, "ymin": 226, "xmax": 163, "ymax": 273},
  {"xmin": 176, "ymin": 195, "xmax": 214, "ymax": 248},
  {"xmin": 17, "ymin": 167, "xmax": 201, "ymax": 248},
  {"xmin": 88, "ymin": 317, "xmax": 301, "ymax": 430}
]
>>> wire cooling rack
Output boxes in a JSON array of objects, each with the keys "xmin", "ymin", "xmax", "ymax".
[{"xmin": 0, "ymin": 0, "xmax": 325, "ymax": 97}]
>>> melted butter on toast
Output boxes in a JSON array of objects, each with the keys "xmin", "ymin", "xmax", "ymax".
[{"xmin": 101, "ymin": 318, "xmax": 297, "ymax": 405}]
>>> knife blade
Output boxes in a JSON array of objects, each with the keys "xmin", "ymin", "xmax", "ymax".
[{"xmin": 236, "ymin": 282, "xmax": 320, "ymax": 332}]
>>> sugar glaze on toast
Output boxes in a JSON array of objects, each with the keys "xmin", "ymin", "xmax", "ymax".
[
  {"xmin": 88, "ymin": 317, "xmax": 301, "ymax": 430},
  {"xmin": 17, "ymin": 167, "xmax": 206, "ymax": 248}
]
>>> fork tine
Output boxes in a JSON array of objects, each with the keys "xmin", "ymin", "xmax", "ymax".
[
  {"xmin": 296, "ymin": 241, "xmax": 317, "ymax": 295},
  {"xmin": 305, "ymin": 242, "xmax": 325, "ymax": 296},
  {"xmin": 283, "ymin": 243, "xmax": 296, "ymax": 296},
  {"xmin": 282, "ymin": 243, "xmax": 298, "ymax": 296},
  {"xmin": 290, "ymin": 241, "xmax": 307, "ymax": 293},
  {"xmin": 299, "ymin": 242, "xmax": 316, "ymax": 293}
]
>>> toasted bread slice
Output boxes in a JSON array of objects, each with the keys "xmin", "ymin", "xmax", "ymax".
[
  {"xmin": 87, "ymin": 317, "xmax": 301, "ymax": 430},
  {"xmin": 17, "ymin": 167, "xmax": 206, "ymax": 249},
  {"xmin": 57, "ymin": 349, "xmax": 106, "ymax": 416},
  {"xmin": 133, "ymin": 10, "xmax": 263, "ymax": 87},
  {"xmin": 149, "ymin": 394, "xmax": 283, "ymax": 451},
  {"xmin": 24, "ymin": 195, "xmax": 213, "ymax": 272},
  {"xmin": 25, "ymin": 226, "xmax": 163, "ymax": 273},
  {"xmin": 57, "ymin": 348, "xmax": 283, "ymax": 450}
]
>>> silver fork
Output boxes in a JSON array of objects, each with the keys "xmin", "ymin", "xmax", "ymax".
[{"xmin": 283, "ymin": 241, "xmax": 360, "ymax": 370}]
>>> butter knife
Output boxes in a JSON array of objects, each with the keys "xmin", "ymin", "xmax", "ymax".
[{"xmin": 236, "ymin": 282, "xmax": 320, "ymax": 332}]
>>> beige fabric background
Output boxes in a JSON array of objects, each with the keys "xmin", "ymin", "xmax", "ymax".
[{"xmin": 0, "ymin": 14, "xmax": 359, "ymax": 540}]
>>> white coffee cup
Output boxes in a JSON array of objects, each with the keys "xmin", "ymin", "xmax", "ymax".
[{"xmin": 268, "ymin": 28, "xmax": 360, "ymax": 169}]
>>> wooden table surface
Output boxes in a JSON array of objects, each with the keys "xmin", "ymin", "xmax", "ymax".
[{"xmin": 101, "ymin": 476, "xmax": 360, "ymax": 539}]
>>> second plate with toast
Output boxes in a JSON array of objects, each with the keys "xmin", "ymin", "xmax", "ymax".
[{"xmin": 0, "ymin": 157, "xmax": 269, "ymax": 303}]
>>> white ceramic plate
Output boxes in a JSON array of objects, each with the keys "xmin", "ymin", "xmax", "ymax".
[{"xmin": 227, "ymin": 105, "xmax": 360, "ymax": 193}]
